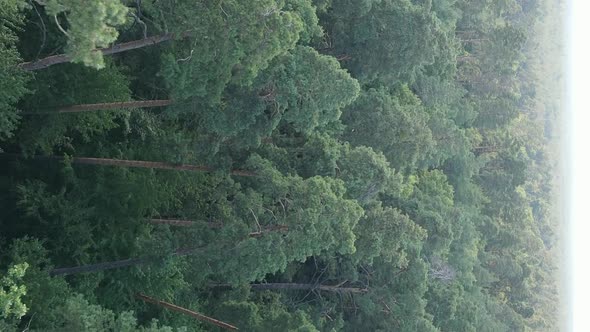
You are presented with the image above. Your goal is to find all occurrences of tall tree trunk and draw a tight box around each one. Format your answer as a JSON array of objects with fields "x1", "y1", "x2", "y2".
[
  {"x1": 49, "y1": 223, "x2": 284, "y2": 276},
  {"x1": 457, "y1": 55, "x2": 478, "y2": 63},
  {"x1": 49, "y1": 246, "x2": 203, "y2": 276},
  {"x1": 247, "y1": 225, "x2": 289, "y2": 238},
  {"x1": 24, "y1": 99, "x2": 173, "y2": 115},
  {"x1": 460, "y1": 38, "x2": 488, "y2": 43},
  {"x1": 211, "y1": 283, "x2": 368, "y2": 294},
  {"x1": 19, "y1": 31, "x2": 192, "y2": 71},
  {"x1": 25, "y1": 155, "x2": 257, "y2": 177},
  {"x1": 50, "y1": 257, "x2": 149, "y2": 276},
  {"x1": 474, "y1": 146, "x2": 498, "y2": 153},
  {"x1": 336, "y1": 54, "x2": 352, "y2": 61},
  {"x1": 136, "y1": 293, "x2": 239, "y2": 331},
  {"x1": 148, "y1": 218, "x2": 205, "y2": 227},
  {"x1": 148, "y1": 218, "x2": 288, "y2": 237}
]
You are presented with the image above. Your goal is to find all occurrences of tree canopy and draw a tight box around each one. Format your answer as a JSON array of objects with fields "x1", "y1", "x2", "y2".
[{"x1": 0, "y1": 0, "x2": 561, "y2": 330}]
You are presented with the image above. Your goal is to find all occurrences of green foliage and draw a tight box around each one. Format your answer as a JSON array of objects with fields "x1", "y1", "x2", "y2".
[
  {"x1": 321, "y1": 0, "x2": 441, "y2": 84},
  {"x1": 265, "y1": 46, "x2": 360, "y2": 134},
  {"x1": 156, "y1": 0, "x2": 312, "y2": 102},
  {"x1": 341, "y1": 86, "x2": 434, "y2": 172},
  {"x1": 41, "y1": 0, "x2": 128, "y2": 68},
  {"x1": 400, "y1": 170, "x2": 457, "y2": 256},
  {"x1": 0, "y1": 0, "x2": 560, "y2": 330},
  {"x1": 352, "y1": 202, "x2": 425, "y2": 267},
  {"x1": 17, "y1": 61, "x2": 131, "y2": 154},
  {"x1": 0, "y1": 0, "x2": 29, "y2": 140},
  {"x1": 0, "y1": 263, "x2": 28, "y2": 321},
  {"x1": 337, "y1": 145, "x2": 399, "y2": 202},
  {"x1": 212, "y1": 292, "x2": 319, "y2": 332},
  {"x1": 168, "y1": 45, "x2": 359, "y2": 150},
  {"x1": 285, "y1": 0, "x2": 324, "y2": 43},
  {"x1": 36, "y1": 294, "x2": 186, "y2": 332},
  {"x1": 3, "y1": 237, "x2": 72, "y2": 327},
  {"x1": 193, "y1": 155, "x2": 364, "y2": 284}
]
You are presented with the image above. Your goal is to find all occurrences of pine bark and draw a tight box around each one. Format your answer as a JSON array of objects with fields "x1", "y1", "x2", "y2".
[
  {"x1": 19, "y1": 31, "x2": 192, "y2": 71},
  {"x1": 136, "y1": 293, "x2": 239, "y2": 330}
]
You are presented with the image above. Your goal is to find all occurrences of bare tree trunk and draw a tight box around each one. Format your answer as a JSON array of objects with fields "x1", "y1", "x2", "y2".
[
  {"x1": 427, "y1": 256, "x2": 456, "y2": 283},
  {"x1": 247, "y1": 225, "x2": 289, "y2": 238},
  {"x1": 148, "y1": 218, "x2": 203, "y2": 227},
  {"x1": 459, "y1": 38, "x2": 489, "y2": 43},
  {"x1": 19, "y1": 31, "x2": 192, "y2": 71},
  {"x1": 336, "y1": 54, "x2": 352, "y2": 61},
  {"x1": 457, "y1": 55, "x2": 478, "y2": 63},
  {"x1": 148, "y1": 218, "x2": 288, "y2": 237},
  {"x1": 49, "y1": 223, "x2": 285, "y2": 276},
  {"x1": 455, "y1": 30, "x2": 478, "y2": 37},
  {"x1": 27, "y1": 155, "x2": 257, "y2": 177},
  {"x1": 50, "y1": 257, "x2": 149, "y2": 276},
  {"x1": 24, "y1": 100, "x2": 173, "y2": 115},
  {"x1": 136, "y1": 293, "x2": 239, "y2": 330},
  {"x1": 211, "y1": 283, "x2": 368, "y2": 294},
  {"x1": 473, "y1": 146, "x2": 498, "y2": 153},
  {"x1": 49, "y1": 246, "x2": 204, "y2": 276}
]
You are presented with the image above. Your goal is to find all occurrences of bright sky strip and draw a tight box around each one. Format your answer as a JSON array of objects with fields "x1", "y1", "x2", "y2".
[{"x1": 567, "y1": 0, "x2": 589, "y2": 330}]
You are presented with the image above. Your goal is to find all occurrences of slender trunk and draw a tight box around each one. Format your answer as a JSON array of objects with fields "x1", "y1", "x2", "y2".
[
  {"x1": 136, "y1": 293, "x2": 238, "y2": 330},
  {"x1": 27, "y1": 155, "x2": 256, "y2": 177},
  {"x1": 455, "y1": 30, "x2": 478, "y2": 37},
  {"x1": 459, "y1": 38, "x2": 488, "y2": 43},
  {"x1": 211, "y1": 283, "x2": 368, "y2": 294},
  {"x1": 49, "y1": 247, "x2": 203, "y2": 276},
  {"x1": 19, "y1": 31, "x2": 192, "y2": 71},
  {"x1": 49, "y1": 257, "x2": 148, "y2": 276},
  {"x1": 148, "y1": 218, "x2": 288, "y2": 237},
  {"x1": 247, "y1": 225, "x2": 289, "y2": 238},
  {"x1": 336, "y1": 54, "x2": 352, "y2": 61},
  {"x1": 49, "y1": 223, "x2": 285, "y2": 276},
  {"x1": 24, "y1": 99, "x2": 173, "y2": 115},
  {"x1": 148, "y1": 218, "x2": 202, "y2": 227},
  {"x1": 457, "y1": 55, "x2": 477, "y2": 63},
  {"x1": 474, "y1": 146, "x2": 498, "y2": 152}
]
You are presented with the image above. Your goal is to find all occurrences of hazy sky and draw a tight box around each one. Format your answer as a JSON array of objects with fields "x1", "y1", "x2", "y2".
[{"x1": 567, "y1": 0, "x2": 588, "y2": 330}]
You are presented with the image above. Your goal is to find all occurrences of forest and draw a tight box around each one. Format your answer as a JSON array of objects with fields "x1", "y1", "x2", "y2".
[{"x1": 0, "y1": 0, "x2": 562, "y2": 331}]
